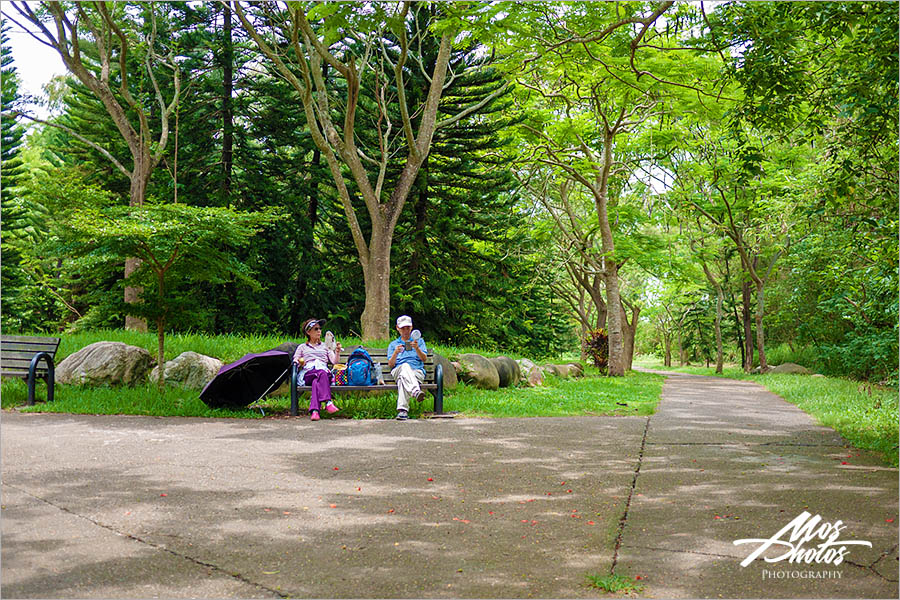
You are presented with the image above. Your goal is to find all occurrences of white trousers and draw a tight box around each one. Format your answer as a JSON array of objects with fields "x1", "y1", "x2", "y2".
[{"x1": 391, "y1": 363, "x2": 425, "y2": 411}]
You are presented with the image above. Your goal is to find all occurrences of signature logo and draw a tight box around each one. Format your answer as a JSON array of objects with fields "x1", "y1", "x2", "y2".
[{"x1": 734, "y1": 511, "x2": 872, "y2": 567}]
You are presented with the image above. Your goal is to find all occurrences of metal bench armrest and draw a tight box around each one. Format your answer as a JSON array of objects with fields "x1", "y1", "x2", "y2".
[{"x1": 27, "y1": 352, "x2": 55, "y2": 406}]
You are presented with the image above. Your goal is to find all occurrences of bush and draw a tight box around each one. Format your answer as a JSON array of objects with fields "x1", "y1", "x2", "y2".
[{"x1": 583, "y1": 328, "x2": 608, "y2": 369}]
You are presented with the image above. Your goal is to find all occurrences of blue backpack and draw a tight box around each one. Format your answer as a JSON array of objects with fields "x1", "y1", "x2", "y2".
[{"x1": 347, "y1": 347, "x2": 377, "y2": 386}]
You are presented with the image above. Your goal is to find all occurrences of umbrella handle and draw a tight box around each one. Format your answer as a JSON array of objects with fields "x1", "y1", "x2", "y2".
[{"x1": 252, "y1": 367, "x2": 290, "y2": 405}]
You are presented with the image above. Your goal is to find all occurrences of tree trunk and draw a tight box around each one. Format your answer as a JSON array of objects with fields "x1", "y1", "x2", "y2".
[
  {"x1": 221, "y1": 2, "x2": 234, "y2": 201},
  {"x1": 594, "y1": 131, "x2": 624, "y2": 376},
  {"x1": 755, "y1": 281, "x2": 768, "y2": 371},
  {"x1": 410, "y1": 158, "x2": 428, "y2": 276},
  {"x1": 155, "y1": 269, "x2": 166, "y2": 392},
  {"x1": 360, "y1": 230, "x2": 393, "y2": 341},
  {"x1": 663, "y1": 333, "x2": 672, "y2": 367},
  {"x1": 621, "y1": 301, "x2": 640, "y2": 372},
  {"x1": 714, "y1": 284, "x2": 724, "y2": 373},
  {"x1": 701, "y1": 263, "x2": 724, "y2": 374},
  {"x1": 742, "y1": 280, "x2": 754, "y2": 372},
  {"x1": 124, "y1": 173, "x2": 149, "y2": 332}
]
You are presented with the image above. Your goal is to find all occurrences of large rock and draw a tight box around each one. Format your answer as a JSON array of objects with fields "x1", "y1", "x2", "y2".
[
  {"x1": 57, "y1": 341, "x2": 155, "y2": 386},
  {"x1": 269, "y1": 341, "x2": 299, "y2": 358},
  {"x1": 456, "y1": 353, "x2": 500, "y2": 390},
  {"x1": 567, "y1": 362, "x2": 585, "y2": 378},
  {"x1": 433, "y1": 352, "x2": 458, "y2": 391},
  {"x1": 516, "y1": 358, "x2": 544, "y2": 387},
  {"x1": 542, "y1": 364, "x2": 562, "y2": 377},
  {"x1": 770, "y1": 362, "x2": 811, "y2": 375},
  {"x1": 149, "y1": 351, "x2": 223, "y2": 390},
  {"x1": 542, "y1": 363, "x2": 585, "y2": 379},
  {"x1": 490, "y1": 356, "x2": 521, "y2": 388}
]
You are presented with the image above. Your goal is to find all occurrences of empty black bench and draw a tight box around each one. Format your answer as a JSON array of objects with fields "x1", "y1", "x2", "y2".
[
  {"x1": 290, "y1": 346, "x2": 444, "y2": 417},
  {"x1": 0, "y1": 335, "x2": 61, "y2": 405}
]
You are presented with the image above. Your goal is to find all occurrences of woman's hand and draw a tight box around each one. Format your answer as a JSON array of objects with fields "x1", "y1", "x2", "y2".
[{"x1": 295, "y1": 357, "x2": 306, "y2": 367}]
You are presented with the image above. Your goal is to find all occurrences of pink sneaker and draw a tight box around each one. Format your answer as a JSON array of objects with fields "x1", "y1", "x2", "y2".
[
  {"x1": 325, "y1": 402, "x2": 339, "y2": 414},
  {"x1": 310, "y1": 410, "x2": 320, "y2": 421}
]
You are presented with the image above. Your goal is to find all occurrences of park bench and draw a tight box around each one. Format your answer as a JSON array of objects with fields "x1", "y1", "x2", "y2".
[
  {"x1": 0, "y1": 335, "x2": 60, "y2": 405},
  {"x1": 290, "y1": 346, "x2": 444, "y2": 417}
]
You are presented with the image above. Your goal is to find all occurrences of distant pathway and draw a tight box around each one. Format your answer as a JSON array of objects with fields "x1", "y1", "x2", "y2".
[{"x1": 621, "y1": 369, "x2": 898, "y2": 598}]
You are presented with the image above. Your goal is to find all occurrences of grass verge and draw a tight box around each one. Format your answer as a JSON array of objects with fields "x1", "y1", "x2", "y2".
[
  {"x1": 449, "y1": 370, "x2": 663, "y2": 417},
  {"x1": 634, "y1": 355, "x2": 899, "y2": 467},
  {"x1": 2, "y1": 330, "x2": 664, "y2": 420},
  {"x1": 585, "y1": 573, "x2": 644, "y2": 594}
]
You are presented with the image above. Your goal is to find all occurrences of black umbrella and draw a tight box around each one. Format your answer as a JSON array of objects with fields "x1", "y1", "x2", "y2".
[{"x1": 199, "y1": 350, "x2": 292, "y2": 409}]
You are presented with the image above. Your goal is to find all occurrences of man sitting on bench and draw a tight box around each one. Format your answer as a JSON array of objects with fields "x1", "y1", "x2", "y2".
[{"x1": 387, "y1": 315, "x2": 427, "y2": 421}]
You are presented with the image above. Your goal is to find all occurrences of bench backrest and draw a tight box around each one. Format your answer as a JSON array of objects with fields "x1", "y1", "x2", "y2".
[
  {"x1": 342, "y1": 346, "x2": 437, "y2": 383},
  {"x1": 0, "y1": 335, "x2": 61, "y2": 376}
]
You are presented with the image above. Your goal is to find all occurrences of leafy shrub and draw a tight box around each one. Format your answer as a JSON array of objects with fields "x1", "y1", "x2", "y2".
[{"x1": 583, "y1": 328, "x2": 609, "y2": 369}]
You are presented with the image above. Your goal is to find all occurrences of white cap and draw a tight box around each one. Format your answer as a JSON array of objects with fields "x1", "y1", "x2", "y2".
[{"x1": 396, "y1": 315, "x2": 413, "y2": 328}]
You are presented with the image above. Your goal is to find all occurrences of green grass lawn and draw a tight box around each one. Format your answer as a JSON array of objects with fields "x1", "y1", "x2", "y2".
[
  {"x1": 448, "y1": 370, "x2": 663, "y2": 417},
  {"x1": 2, "y1": 330, "x2": 664, "y2": 420},
  {"x1": 634, "y1": 355, "x2": 899, "y2": 467}
]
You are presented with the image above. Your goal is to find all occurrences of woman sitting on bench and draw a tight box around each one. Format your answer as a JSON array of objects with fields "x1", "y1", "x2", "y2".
[{"x1": 293, "y1": 318, "x2": 343, "y2": 421}]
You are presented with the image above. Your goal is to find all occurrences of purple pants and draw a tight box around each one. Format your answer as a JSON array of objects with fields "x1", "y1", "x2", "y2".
[{"x1": 303, "y1": 369, "x2": 332, "y2": 413}]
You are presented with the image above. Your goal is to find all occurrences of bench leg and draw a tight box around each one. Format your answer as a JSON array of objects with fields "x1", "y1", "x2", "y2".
[
  {"x1": 433, "y1": 363, "x2": 444, "y2": 415},
  {"x1": 27, "y1": 376, "x2": 36, "y2": 406},
  {"x1": 290, "y1": 363, "x2": 299, "y2": 417},
  {"x1": 27, "y1": 352, "x2": 54, "y2": 406}
]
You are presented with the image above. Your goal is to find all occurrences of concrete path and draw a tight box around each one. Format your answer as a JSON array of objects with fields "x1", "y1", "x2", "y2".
[
  {"x1": 1, "y1": 371, "x2": 896, "y2": 598},
  {"x1": 619, "y1": 371, "x2": 898, "y2": 598}
]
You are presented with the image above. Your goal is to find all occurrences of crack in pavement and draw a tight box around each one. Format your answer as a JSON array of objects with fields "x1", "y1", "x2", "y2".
[
  {"x1": 610, "y1": 415, "x2": 651, "y2": 574},
  {"x1": 4, "y1": 483, "x2": 288, "y2": 599}
]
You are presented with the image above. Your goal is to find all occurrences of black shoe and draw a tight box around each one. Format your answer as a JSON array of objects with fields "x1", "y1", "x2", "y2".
[
  {"x1": 396, "y1": 409, "x2": 408, "y2": 420},
  {"x1": 415, "y1": 390, "x2": 426, "y2": 403}
]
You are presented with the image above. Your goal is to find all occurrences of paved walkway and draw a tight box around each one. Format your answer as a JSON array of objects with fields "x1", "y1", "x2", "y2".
[{"x1": 1, "y1": 371, "x2": 897, "y2": 598}]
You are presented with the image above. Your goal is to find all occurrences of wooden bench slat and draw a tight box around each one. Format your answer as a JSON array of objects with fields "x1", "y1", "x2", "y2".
[
  {"x1": 1, "y1": 350, "x2": 59, "y2": 361},
  {"x1": 0, "y1": 335, "x2": 61, "y2": 346}
]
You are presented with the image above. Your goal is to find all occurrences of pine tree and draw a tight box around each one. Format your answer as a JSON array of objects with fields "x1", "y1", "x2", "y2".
[{"x1": 1, "y1": 22, "x2": 34, "y2": 330}]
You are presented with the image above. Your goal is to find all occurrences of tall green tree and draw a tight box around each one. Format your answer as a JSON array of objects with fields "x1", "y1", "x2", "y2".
[
  {"x1": 505, "y1": 1, "x2": 687, "y2": 375},
  {"x1": 1, "y1": 21, "x2": 33, "y2": 330},
  {"x1": 8, "y1": 1, "x2": 182, "y2": 331},
  {"x1": 233, "y1": 1, "x2": 510, "y2": 340}
]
